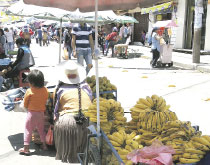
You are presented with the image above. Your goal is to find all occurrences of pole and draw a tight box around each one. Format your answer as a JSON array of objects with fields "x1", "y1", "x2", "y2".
[
  {"x1": 192, "y1": 0, "x2": 203, "y2": 63},
  {"x1": 95, "y1": 0, "x2": 100, "y2": 149},
  {"x1": 59, "y1": 18, "x2": 62, "y2": 63}
]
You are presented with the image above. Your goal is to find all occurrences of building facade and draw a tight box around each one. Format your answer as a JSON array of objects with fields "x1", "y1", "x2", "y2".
[{"x1": 134, "y1": 0, "x2": 210, "y2": 51}]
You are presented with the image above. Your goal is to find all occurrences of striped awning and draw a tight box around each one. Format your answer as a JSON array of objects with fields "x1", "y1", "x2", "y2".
[{"x1": 141, "y1": 1, "x2": 173, "y2": 14}]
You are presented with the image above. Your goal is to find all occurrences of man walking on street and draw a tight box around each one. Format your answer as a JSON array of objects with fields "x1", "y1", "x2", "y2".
[
  {"x1": 4, "y1": 27, "x2": 14, "y2": 51},
  {"x1": 37, "y1": 27, "x2": 43, "y2": 47},
  {"x1": 71, "y1": 22, "x2": 94, "y2": 74}
]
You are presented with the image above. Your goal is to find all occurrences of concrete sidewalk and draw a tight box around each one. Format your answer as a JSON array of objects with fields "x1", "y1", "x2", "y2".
[{"x1": 128, "y1": 45, "x2": 210, "y2": 73}]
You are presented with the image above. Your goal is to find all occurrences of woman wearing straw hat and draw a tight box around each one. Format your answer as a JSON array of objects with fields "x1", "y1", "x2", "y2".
[{"x1": 53, "y1": 60, "x2": 92, "y2": 163}]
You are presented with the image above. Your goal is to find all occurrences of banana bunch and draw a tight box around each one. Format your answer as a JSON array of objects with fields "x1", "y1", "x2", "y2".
[
  {"x1": 86, "y1": 75, "x2": 117, "y2": 99},
  {"x1": 130, "y1": 95, "x2": 178, "y2": 132},
  {"x1": 85, "y1": 97, "x2": 110, "y2": 123},
  {"x1": 85, "y1": 98, "x2": 126, "y2": 134},
  {"x1": 108, "y1": 131, "x2": 143, "y2": 163}
]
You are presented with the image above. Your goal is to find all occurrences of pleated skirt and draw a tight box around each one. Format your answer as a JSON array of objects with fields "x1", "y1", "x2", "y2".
[{"x1": 54, "y1": 113, "x2": 88, "y2": 163}]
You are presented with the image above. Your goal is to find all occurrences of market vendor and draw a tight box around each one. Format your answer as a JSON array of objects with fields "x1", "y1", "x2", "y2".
[
  {"x1": 4, "y1": 38, "x2": 35, "y2": 79},
  {"x1": 150, "y1": 27, "x2": 162, "y2": 68},
  {"x1": 53, "y1": 60, "x2": 92, "y2": 163}
]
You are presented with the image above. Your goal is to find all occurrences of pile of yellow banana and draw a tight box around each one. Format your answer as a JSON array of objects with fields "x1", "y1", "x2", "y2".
[
  {"x1": 137, "y1": 129, "x2": 160, "y2": 146},
  {"x1": 131, "y1": 95, "x2": 178, "y2": 132},
  {"x1": 177, "y1": 135, "x2": 210, "y2": 164},
  {"x1": 85, "y1": 98, "x2": 126, "y2": 134},
  {"x1": 107, "y1": 130, "x2": 143, "y2": 164},
  {"x1": 86, "y1": 75, "x2": 117, "y2": 99}
]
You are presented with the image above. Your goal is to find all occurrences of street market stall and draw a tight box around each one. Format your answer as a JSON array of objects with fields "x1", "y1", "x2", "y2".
[{"x1": 20, "y1": 0, "x2": 210, "y2": 164}]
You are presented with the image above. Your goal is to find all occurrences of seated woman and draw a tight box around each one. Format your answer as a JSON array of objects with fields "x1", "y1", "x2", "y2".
[
  {"x1": 53, "y1": 60, "x2": 92, "y2": 163},
  {"x1": 4, "y1": 38, "x2": 35, "y2": 79}
]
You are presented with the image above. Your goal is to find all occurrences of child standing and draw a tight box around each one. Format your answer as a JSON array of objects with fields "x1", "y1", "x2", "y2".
[{"x1": 19, "y1": 69, "x2": 49, "y2": 155}]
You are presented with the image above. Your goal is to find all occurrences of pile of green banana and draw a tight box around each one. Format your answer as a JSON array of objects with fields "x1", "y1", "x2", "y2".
[
  {"x1": 107, "y1": 130, "x2": 143, "y2": 164},
  {"x1": 86, "y1": 75, "x2": 117, "y2": 99},
  {"x1": 84, "y1": 98, "x2": 126, "y2": 134},
  {"x1": 131, "y1": 95, "x2": 178, "y2": 132}
]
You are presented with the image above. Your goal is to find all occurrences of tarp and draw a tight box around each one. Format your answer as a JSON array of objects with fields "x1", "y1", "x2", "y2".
[
  {"x1": 141, "y1": 1, "x2": 173, "y2": 14},
  {"x1": 23, "y1": 0, "x2": 159, "y2": 12},
  {"x1": 153, "y1": 20, "x2": 178, "y2": 28}
]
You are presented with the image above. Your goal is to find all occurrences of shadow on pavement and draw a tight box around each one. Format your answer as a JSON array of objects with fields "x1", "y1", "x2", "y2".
[{"x1": 8, "y1": 133, "x2": 56, "y2": 157}]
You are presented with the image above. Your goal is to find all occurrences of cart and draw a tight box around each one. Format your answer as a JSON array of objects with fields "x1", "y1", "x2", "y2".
[
  {"x1": 156, "y1": 44, "x2": 173, "y2": 68},
  {"x1": 77, "y1": 129, "x2": 124, "y2": 165},
  {"x1": 114, "y1": 44, "x2": 129, "y2": 59}
]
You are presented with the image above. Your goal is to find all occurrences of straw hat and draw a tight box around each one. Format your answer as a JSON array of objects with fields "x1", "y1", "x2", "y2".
[{"x1": 57, "y1": 60, "x2": 87, "y2": 84}]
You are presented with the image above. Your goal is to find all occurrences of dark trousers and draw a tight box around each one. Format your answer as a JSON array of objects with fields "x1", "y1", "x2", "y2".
[
  {"x1": 106, "y1": 41, "x2": 116, "y2": 57},
  {"x1": 151, "y1": 49, "x2": 160, "y2": 67}
]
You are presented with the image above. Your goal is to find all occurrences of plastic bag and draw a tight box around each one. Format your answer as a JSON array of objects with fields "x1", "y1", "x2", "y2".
[
  {"x1": 45, "y1": 125, "x2": 53, "y2": 145},
  {"x1": 63, "y1": 47, "x2": 69, "y2": 60},
  {"x1": 127, "y1": 140, "x2": 175, "y2": 165}
]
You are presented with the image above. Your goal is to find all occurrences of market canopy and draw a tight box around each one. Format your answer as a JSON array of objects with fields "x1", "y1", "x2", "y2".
[
  {"x1": 141, "y1": 1, "x2": 173, "y2": 14},
  {"x1": 116, "y1": 15, "x2": 139, "y2": 24},
  {"x1": 6, "y1": 0, "x2": 71, "y2": 22},
  {"x1": 153, "y1": 20, "x2": 178, "y2": 28},
  {"x1": 23, "y1": 0, "x2": 160, "y2": 12}
]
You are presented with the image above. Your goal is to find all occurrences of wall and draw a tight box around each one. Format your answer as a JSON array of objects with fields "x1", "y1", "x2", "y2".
[
  {"x1": 174, "y1": 0, "x2": 187, "y2": 49},
  {"x1": 204, "y1": 2, "x2": 210, "y2": 51}
]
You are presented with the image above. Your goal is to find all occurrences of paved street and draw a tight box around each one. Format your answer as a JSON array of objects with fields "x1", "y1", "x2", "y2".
[{"x1": 1, "y1": 39, "x2": 210, "y2": 164}]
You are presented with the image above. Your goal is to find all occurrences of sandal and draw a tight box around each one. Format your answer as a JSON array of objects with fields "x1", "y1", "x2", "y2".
[{"x1": 19, "y1": 148, "x2": 30, "y2": 156}]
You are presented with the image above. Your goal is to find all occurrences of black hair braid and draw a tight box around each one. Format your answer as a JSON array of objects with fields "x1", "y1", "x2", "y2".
[{"x1": 53, "y1": 81, "x2": 64, "y2": 108}]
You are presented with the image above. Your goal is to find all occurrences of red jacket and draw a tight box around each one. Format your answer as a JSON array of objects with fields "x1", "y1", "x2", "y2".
[
  {"x1": 20, "y1": 28, "x2": 34, "y2": 38},
  {"x1": 106, "y1": 32, "x2": 118, "y2": 41}
]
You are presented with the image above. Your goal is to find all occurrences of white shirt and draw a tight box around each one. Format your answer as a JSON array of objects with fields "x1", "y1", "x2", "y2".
[
  {"x1": 5, "y1": 31, "x2": 13, "y2": 42},
  {"x1": 119, "y1": 25, "x2": 124, "y2": 38}
]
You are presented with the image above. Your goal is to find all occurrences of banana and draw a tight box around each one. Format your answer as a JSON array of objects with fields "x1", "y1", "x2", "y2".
[
  {"x1": 146, "y1": 112, "x2": 153, "y2": 131},
  {"x1": 193, "y1": 142, "x2": 210, "y2": 151},
  {"x1": 113, "y1": 132, "x2": 124, "y2": 145},
  {"x1": 133, "y1": 135, "x2": 142, "y2": 142},
  {"x1": 134, "y1": 103, "x2": 149, "y2": 109},
  {"x1": 130, "y1": 107, "x2": 146, "y2": 113},
  {"x1": 156, "y1": 96, "x2": 164, "y2": 111},
  {"x1": 157, "y1": 99, "x2": 166, "y2": 111},
  {"x1": 162, "y1": 127, "x2": 180, "y2": 136},
  {"x1": 110, "y1": 140, "x2": 121, "y2": 147},
  {"x1": 151, "y1": 94, "x2": 159, "y2": 102},
  {"x1": 118, "y1": 149, "x2": 130, "y2": 155},
  {"x1": 163, "y1": 104, "x2": 171, "y2": 111},
  {"x1": 127, "y1": 132, "x2": 136, "y2": 140},
  {"x1": 185, "y1": 148, "x2": 206, "y2": 155},
  {"x1": 172, "y1": 154, "x2": 182, "y2": 161},
  {"x1": 146, "y1": 96, "x2": 154, "y2": 107},
  {"x1": 137, "y1": 98, "x2": 152, "y2": 107},
  {"x1": 202, "y1": 135, "x2": 210, "y2": 143},
  {"x1": 115, "y1": 116, "x2": 127, "y2": 122},
  {"x1": 152, "y1": 112, "x2": 158, "y2": 132},
  {"x1": 162, "y1": 120, "x2": 182, "y2": 130},
  {"x1": 182, "y1": 153, "x2": 204, "y2": 159},
  {"x1": 130, "y1": 140, "x2": 139, "y2": 149},
  {"x1": 175, "y1": 149, "x2": 184, "y2": 154},
  {"x1": 119, "y1": 155, "x2": 127, "y2": 160},
  {"x1": 179, "y1": 158, "x2": 200, "y2": 164},
  {"x1": 125, "y1": 145, "x2": 133, "y2": 152},
  {"x1": 170, "y1": 131, "x2": 186, "y2": 139},
  {"x1": 191, "y1": 136, "x2": 210, "y2": 147}
]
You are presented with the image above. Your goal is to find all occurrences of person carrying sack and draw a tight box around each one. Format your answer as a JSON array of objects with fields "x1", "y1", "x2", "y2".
[{"x1": 53, "y1": 60, "x2": 92, "y2": 163}]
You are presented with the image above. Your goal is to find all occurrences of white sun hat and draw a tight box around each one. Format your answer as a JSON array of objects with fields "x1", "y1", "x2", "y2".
[{"x1": 57, "y1": 60, "x2": 87, "y2": 84}]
